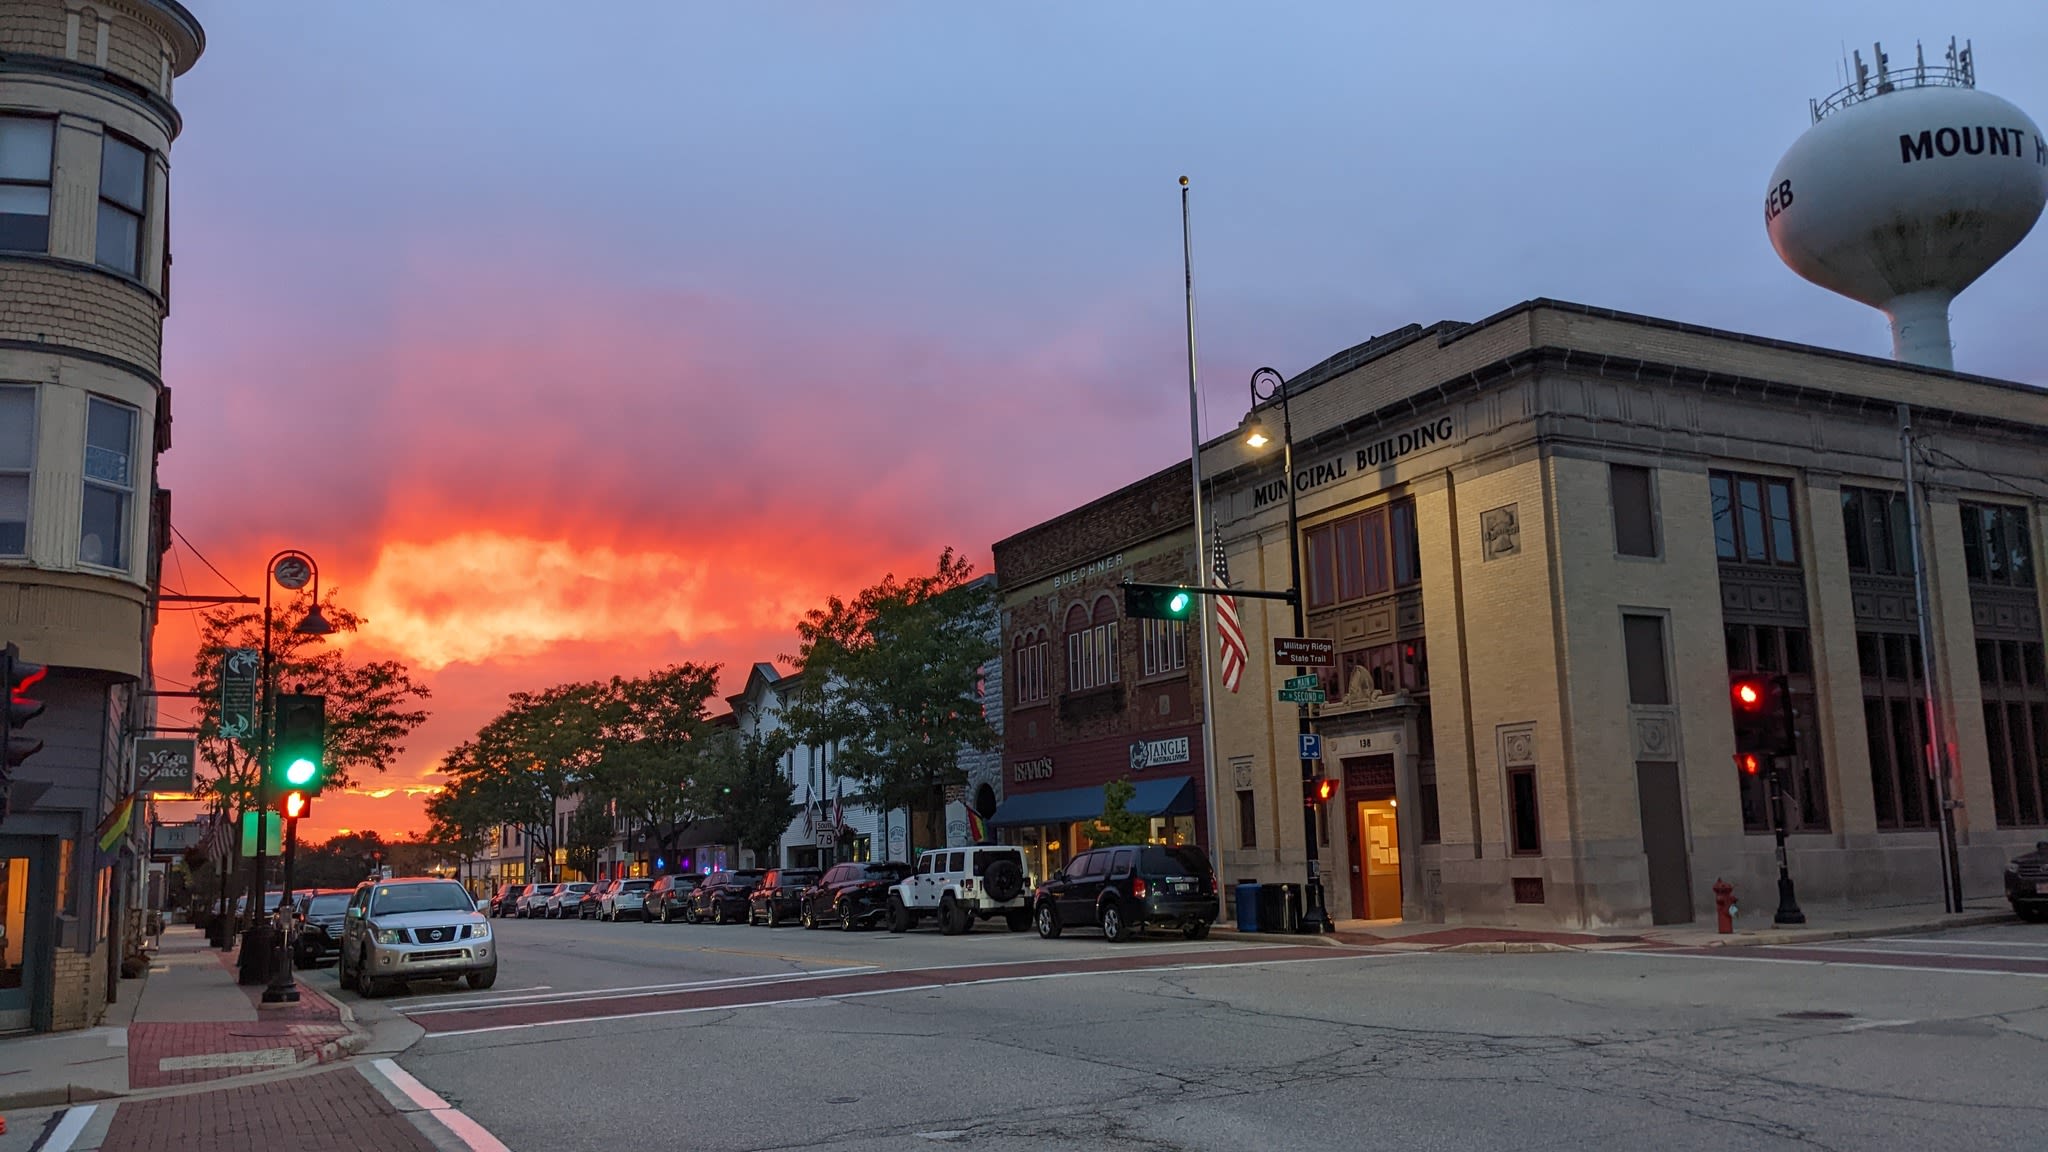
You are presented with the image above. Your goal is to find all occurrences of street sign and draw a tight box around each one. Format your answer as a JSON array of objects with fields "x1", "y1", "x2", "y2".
[
  {"x1": 1277, "y1": 687, "x2": 1328, "y2": 705},
  {"x1": 1300, "y1": 733, "x2": 1322, "y2": 761},
  {"x1": 1283, "y1": 674, "x2": 1322, "y2": 690},
  {"x1": 137, "y1": 738, "x2": 196, "y2": 793},
  {"x1": 219, "y1": 648, "x2": 258, "y2": 745},
  {"x1": 238, "y1": 810, "x2": 281, "y2": 856},
  {"x1": 1273, "y1": 637, "x2": 1336, "y2": 667}
]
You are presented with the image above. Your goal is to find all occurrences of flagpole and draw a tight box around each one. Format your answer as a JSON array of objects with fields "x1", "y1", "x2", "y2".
[{"x1": 1181, "y1": 177, "x2": 1226, "y2": 891}]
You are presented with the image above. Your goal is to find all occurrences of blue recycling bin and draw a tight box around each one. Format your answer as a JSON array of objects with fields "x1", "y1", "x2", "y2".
[{"x1": 1235, "y1": 882, "x2": 1262, "y2": 933}]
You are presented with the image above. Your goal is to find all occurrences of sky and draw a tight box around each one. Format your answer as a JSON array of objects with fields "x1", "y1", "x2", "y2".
[{"x1": 148, "y1": 1, "x2": 2048, "y2": 838}]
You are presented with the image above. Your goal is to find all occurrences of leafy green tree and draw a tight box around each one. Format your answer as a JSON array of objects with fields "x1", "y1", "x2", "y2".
[
  {"x1": 1091, "y1": 778, "x2": 1152, "y2": 846},
  {"x1": 423, "y1": 777, "x2": 493, "y2": 888},
  {"x1": 584, "y1": 664, "x2": 722, "y2": 865},
  {"x1": 562, "y1": 799, "x2": 616, "y2": 881},
  {"x1": 701, "y1": 730, "x2": 798, "y2": 866},
  {"x1": 782, "y1": 549, "x2": 996, "y2": 855},
  {"x1": 439, "y1": 682, "x2": 605, "y2": 880}
]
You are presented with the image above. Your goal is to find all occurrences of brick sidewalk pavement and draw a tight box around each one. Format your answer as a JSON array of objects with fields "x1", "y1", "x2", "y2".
[
  {"x1": 97, "y1": 1067, "x2": 439, "y2": 1152},
  {"x1": 127, "y1": 977, "x2": 352, "y2": 1090}
]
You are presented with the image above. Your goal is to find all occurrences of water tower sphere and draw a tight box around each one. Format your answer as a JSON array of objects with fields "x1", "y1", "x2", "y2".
[{"x1": 1767, "y1": 77, "x2": 2047, "y2": 370}]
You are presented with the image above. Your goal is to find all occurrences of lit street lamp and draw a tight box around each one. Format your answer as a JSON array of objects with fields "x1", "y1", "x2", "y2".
[
  {"x1": 1243, "y1": 366, "x2": 1332, "y2": 934},
  {"x1": 238, "y1": 550, "x2": 332, "y2": 1002}
]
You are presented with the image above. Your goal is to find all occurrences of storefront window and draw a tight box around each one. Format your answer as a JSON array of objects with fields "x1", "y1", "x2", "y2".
[
  {"x1": 0, "y1": 855, "x2": 26, "y2": 989},
  {"x1": 1146, "y1": 815, "x2": 1195, "y2": 847}
]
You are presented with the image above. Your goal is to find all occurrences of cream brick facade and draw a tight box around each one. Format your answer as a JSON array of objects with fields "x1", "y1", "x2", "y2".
[{"x1": 1192, "y1": 300, "x2": 2048, "y2": 930}]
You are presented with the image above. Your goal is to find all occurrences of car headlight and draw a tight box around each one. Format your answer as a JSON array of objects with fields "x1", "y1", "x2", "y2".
[
  {"x1": 2008, "y1": 863, "x2": 2021, "y2": 875},
  {"x1": 470, "y1": 921, "x2": 490, "y2": 939},
  {"x1": 373, "y1": 926, "x2": 406, "y2": 944}
]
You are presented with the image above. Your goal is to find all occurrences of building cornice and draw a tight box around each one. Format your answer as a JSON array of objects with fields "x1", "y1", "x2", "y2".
[{"x1": 0, "y1": 51, "x2": 183, "y2": 138}]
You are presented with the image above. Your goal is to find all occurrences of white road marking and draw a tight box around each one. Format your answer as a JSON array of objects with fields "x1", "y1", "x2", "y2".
[
  {"x1": 393, "y1": 984, "x2": 551, "y2": 1010},
  {"x1": 1861, "y1": 937, "x2": 2048, "y2": 950},
  {"x1": 158, "y1": 1047, "x2": 299, "y2": 1071},
  {"x1": 394, "y1": 966, "x2": 879, "y2": 1015},
  {"x1": 1836, "y1": 1018, "x2": 1917, "y2": 1032},
  {"x1": 1608, "y1": 950, "x2": 2048, "y2": 979},
  {"x1": 423, "y1": 951, "x2": 1396, "y2": 1039},
  {"x1": 1763, "y1": 942, "x2": 2048, "y2": 961},
  {"x1": 367, "y1": 1059, "x2": 512, "y2": 1152},
  {"x1": 35, "y1": 1104, "x2": 96, "y2": 1152}
]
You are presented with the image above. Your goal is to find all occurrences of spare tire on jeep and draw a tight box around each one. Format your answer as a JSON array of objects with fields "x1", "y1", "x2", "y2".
[{"x1": 983, "y1": 858, "x2": 1025, "y2": 904}]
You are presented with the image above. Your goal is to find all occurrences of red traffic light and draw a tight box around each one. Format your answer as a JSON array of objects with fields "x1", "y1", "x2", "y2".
[
  {"x1": 281, "y1": 791, "x2": 311, "y2": 820},
  {"x1": 1735, "y1": 752, "x2": 1761, "y2": 775},
  {"x1": 1731, "y1": 678, "x2": 1766, "y2": 711}
]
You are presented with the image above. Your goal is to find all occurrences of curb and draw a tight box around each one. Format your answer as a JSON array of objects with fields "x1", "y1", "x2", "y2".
[
  {"x1": 1437, "y1": 941, "x2": 1582, "y2": 954},
  {"x1": 1674, "y1": 908, "x2": 2014, "y2": 949},
  {"x1": 0, "y1": 1083, "x2": 120, "y2": 1112}
]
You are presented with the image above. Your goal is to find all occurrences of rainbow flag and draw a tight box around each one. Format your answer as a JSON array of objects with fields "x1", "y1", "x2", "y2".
[
  {"x1": 96, "y1": 792, "x2": 136, "y2": 853},
  {"x1": 966, "y1": 808, "x2": 988, "y2": 844}
]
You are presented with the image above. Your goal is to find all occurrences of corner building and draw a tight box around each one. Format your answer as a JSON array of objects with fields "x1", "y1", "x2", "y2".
[
  {"x1": 1202, "y1": 299, "x2": 2046, "y2": 929},
  {"x1": 0, "y1": 0, "x2": 203, "y2": 1028}
]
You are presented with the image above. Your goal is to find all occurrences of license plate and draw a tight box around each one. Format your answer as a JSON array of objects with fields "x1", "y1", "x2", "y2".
[
  {"x1": 2036, "y1": 881, "x2": 2048, "y2": 895},
  {"x1": 1172, "y1": 883, "x2": 1192, "y2": 894}
]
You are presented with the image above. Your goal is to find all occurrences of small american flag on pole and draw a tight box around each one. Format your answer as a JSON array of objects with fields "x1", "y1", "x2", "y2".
[{"x1": 1213, "y1": 527, "x2": 1246, "y2": 693}]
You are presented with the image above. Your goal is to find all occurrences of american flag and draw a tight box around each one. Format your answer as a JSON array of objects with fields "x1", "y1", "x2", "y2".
[{"x1": 1213, "y1": 527, "x2": 1246, "y2": 693}]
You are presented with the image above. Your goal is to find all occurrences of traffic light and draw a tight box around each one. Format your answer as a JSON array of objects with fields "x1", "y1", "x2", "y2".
[
  {"x1": 280, "y1": 790, "x2": 312, "y2": 820},
  {"x1": 1735, "y1": 752, "x2": 1762, "y2": 775},
  {"x1": 1303, "y1": 776, "x2": 1335, "y2": 807},
  {"x1": 3, "y1": 643, "x2": 47, "y2": 816},
  {"x1": 1730, "y1": 674, "x2": 1796, "y2": 759},
  {"x1": 272, "y1": 693, "x2": 328, "y2": 795},
  {"x1": 1123, "y1": 583, "x2": 1196, "y2": 621}
]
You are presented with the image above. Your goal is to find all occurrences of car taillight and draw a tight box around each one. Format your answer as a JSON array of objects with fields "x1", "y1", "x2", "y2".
[
  {"x1": 1131, "y1": 878, "x2": 1148, "y2": 899},
  {"x1": 961, "y1": 878, "x2": 975, "y2": 890},
  {"x1": 1204, "y1": 875, "x2": 1217, "y2": 895}
]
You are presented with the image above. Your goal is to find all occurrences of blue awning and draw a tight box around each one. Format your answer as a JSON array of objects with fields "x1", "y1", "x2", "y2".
[{"x1": 990, "y1": 775, "x2": 1197, "y2": 828}]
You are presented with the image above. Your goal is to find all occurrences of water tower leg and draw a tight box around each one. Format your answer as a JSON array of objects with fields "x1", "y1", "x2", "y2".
[{"x1": 1886, "y1": 291, "x2": 1955, "y2": 371}]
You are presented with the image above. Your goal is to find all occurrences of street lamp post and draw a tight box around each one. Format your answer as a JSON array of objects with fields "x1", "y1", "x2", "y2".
[
  {"x1": 238, "y1": 550, "x2": 331, "y2": 1000},
  {"x1": 1244, "y1": 367, "x2": 1332, "y2": 934}
]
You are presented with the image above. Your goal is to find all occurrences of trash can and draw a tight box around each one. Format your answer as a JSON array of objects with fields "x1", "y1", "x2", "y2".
[
  {"x1": 1235, "y1": 882, "x2": 1262, "y2": 933},
  {"x1": 1258, "y1": 883, "x2": 1302, "y2": 934}
]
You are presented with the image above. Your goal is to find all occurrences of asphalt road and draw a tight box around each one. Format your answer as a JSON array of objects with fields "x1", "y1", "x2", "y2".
[{"x1": 321, "y1": 917, "x2": 2048, "y2": 1151}]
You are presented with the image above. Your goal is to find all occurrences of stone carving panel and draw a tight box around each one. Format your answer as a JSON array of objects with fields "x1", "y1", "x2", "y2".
[
  {"x1": 1497, "y1": 722, "x2": 1536, "y2": 768},
  {"x1": 1482, "y1": 504, "x2": 1521, "y2": 561}
]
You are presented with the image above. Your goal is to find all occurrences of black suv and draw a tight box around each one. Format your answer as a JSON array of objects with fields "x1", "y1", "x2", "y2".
[
  {"x1": 748, "y1": 869, "x2": 820, "y2": 927},
  {"x1": 647, "y1": 874, "x2": 703, "y2": 923},
  {"x1": 1033, "y1": 844, "x2": 1219, "y2": 942},
  {"x1": 2007, "y1": 840, "x2": 2048, "y2": 921},
  {"x1": 692, "y1": 870, "x2": 765, "y2": 925},
  {"x1": 292, "y1": 889, "x2": 353, "y2": 967},
  {"x1": 802, "y1": 861, "x2": 913, "y2": 931},
  {"x1": 490, "y1": 883, "x2": 528, "y2": 918}
]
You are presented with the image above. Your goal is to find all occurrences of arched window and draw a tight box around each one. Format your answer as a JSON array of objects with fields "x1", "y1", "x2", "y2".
[
  {"x1": 1092, "y1": 595, "x2": 1120, "y2": 686},
  {"x1": 1032, "y1": 628, "x2": 1049, "y2": 702},
  {"x1": 1065, "y1": 604, "x2": 1091, "y2": 691},
  {"x1": 1012, "y1": 633, "x2": 1031, "y2": 705}
]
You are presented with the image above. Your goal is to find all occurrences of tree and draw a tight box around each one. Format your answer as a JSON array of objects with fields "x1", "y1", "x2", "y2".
[
  {"x1": 1091, "y1": 778, "x2": 1151, "y2": 846},
  {"x1": 585, "y1": 664, "x2": 722, "y2": 866},
  {"x1": 438, "y1": 682, "x2": 605, "y2": 881},
  {"x1": 290, "y1": 831, "x2": 389, "y2": 889},
  {"x1": 782, "y1": 549, "x2": 996, "y2": 854},
  {"x1": 701, "y1": 730, "x2": 798, "y2": 866},
  {"x1": 562, "y1": 799, "x2": 616, "y2": 881},
  {"x1": 423, "y1": 777, "x2": 492, "y2": 888}
]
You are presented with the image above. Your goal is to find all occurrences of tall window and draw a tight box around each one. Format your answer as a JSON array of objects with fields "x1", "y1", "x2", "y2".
[
  {"x1": 1710, "y1": 471, "x2": 1798, "y2": 566},
  {"x1": 1236, "y1": 790, "x2": 1256, "y2": 849},
  {"x1": 1960, "y1": 502, "x2": 2035, "y2": 588},
  {"x1": 97, "y1": 134, "x2": 148, "y2": 276},
  {"x1": 1610, "y1": 464, "x2": 1659, "y2": 558},
  {"x1": 1013, "y1": 630, "x2": 1049, "y2": 705},
  {"x1": 1140, "y1": 617, "x2": 1187, "y2": 677},
  {"x1": 1305, "y1": 499, "x2": 1420, "y2": 609},
  {"x1": 1979, "y1": 639, "x2": 2048, "y2": 828},
  {"x1": 80, "y1": 397, "x2": 135, "y2": 571},
  {"x1": 1508, "y1": 768, "x2": 1541, "y2": 855},
  {"x1": 0, "y1": 117, "x2": 52, "y2": 253},
  {"x1": 1860, "y1": 631, "x2": 1936, "y2": 829},
  {"x1": 1841, "y1": 487, "x2": 1914, "y2": 575},
  {"x1": 1726, "y1": 623, "x2": 1828, "y2": 832},
  {"x1": 1064, "y1": 601, "x2": 1119, "y2": 693},
  {"x1": 0, "y1": 386, "x2": 30, "y2": 556}
]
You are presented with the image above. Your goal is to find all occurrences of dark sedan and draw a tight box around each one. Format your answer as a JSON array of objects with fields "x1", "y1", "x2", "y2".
[
  {"x1": 2008, "y1": 840, "x2": 2048, "y2": 921},
  {"x1": 691, "y1": 870, "x2": 765, "y2": 925},
  {"x1": 748, "y1": 869, "x2": 820, "y2": 927},
  {"x1": 801, "y1": 861, "x2": 913, "y2": 931},
  {"x1": 291, "y1": 889, "x2": 353, "y2": 967},
  {"x1": 490, "y1": 884, "x2": 529, "y2": 918},
  {"x1": 646, "y1": 873, "x2": 703, "y2": 923}
]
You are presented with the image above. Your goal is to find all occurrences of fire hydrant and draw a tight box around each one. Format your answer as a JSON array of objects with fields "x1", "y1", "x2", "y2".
[{"x1": 1714, "y1": 878, "x2": 1737, "y2": 934}]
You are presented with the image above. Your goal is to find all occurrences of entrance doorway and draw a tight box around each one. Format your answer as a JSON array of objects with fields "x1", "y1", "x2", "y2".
[
  {"x1": 0, "y1": 849, "x2": 37, "y2": 1031},
  {"x1": 1341, "y1": 755, "x2": 1401, "y2": 921}
]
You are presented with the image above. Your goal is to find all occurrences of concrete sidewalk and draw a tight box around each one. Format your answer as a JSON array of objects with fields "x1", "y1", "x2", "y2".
[
  {"x1": 1211, "y1": 898, "x2": 2018, "y2": 952},
  {"x1": 0, "y1": 926, "x2": 366, "y2": 1113}
]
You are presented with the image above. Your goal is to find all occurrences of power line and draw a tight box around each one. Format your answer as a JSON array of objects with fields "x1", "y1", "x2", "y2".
[
  {"x1": 1916, "y1": 444, "x2": 2046, "y2": 501},
  {"x1": 169, "y1": 523, "x2": 248, "y2": 597}
]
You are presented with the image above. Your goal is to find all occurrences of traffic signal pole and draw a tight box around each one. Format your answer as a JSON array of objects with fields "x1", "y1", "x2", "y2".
[{"x1": 1769, "y1": 682, "x2": 1804, "y2": 925}]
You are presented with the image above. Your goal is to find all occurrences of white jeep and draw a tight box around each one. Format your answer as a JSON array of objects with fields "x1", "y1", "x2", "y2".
[{"x1": 887, "y1": 846, "x2": 1034, "y2": 935}]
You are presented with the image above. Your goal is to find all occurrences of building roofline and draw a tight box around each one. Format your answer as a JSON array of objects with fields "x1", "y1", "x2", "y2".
[
  {"x1": 991, "y1": 457, "x2": 1194, "y2": 557},
  {"x1": 136, "y1": 0, "x2": 205, "y2": 65}
]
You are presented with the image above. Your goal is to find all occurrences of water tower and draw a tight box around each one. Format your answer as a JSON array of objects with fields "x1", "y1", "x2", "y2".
[{"x1": 1766, "y1": 40, "x2": 2047, "y2": 371}]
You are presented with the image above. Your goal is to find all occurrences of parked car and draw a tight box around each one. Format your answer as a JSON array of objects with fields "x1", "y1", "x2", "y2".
[
  {"x1": 691, "y1": 870, "x2": 766, "y2": 925},
  {"x1": 1033, "y1": 844, "x2": 1219, "y2": 943},
  {"x1": 490, "y1": 884, "x2": 529, "y2": 918},
  {"x1": 2007, "y1": 840, "x2": 2048, "y2": 921},
  {"x1": 747, "y1": 869, "x2": 820, "y2": 927},
  {"x1": 646, "y1": 874, "x2": 704, "y2": 923},
  {"x1": 546, "y1": 882, "x2": 594, "y2": 918},
  {"x1": 801, "y1": 861, "x2": 913, "y2": 931},
  {"x1": 336, "y1": 876, "x2": 496, "y2": 998},
  {"x1": 602, "y1": 877, "x2": 655, "y2": 921},
  {"x1": 888, "y1": 846, "x2": 1034, "y2": 934},
  {"x1": 292, "y1": 889, "x2": 354, "y2": 968},
  {"x1": 517, "y1": 883, "x2": 560, "y2": 918},
  {"x1": 579, "y1": 880, "x2": 614, "y2": 919}
]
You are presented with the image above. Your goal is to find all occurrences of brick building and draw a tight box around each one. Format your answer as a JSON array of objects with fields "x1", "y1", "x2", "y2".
[
  {"x1": 0, "y1": 0, "x2": 204, "y2": 1029},
  {"x1": 991, "y1": 464, "x2": 1209, "y2": 881},
  {"x1": 1199, "y1": 298, "x2": 2046, "y2": 929}
]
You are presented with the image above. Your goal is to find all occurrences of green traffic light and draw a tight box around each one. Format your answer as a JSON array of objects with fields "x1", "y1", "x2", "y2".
[
  {"x1": 1168, "y1": 591, "x2": 1191, "y2": 615},
  {"x1": 285, "y1": 757, "x2": 317, "y2": 787}
]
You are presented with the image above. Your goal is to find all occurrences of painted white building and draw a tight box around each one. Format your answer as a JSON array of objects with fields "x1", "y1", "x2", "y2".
[{"x1": 727, "y1": 663, "x2": 910, "y2": 868}]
